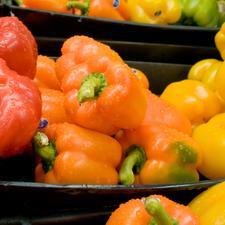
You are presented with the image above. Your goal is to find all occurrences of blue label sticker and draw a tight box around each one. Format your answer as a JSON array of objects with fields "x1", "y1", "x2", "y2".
[
  {"x1": 38, "y1": 118, "x2": 48, "y2": 129},
  {"x1": 132, "y1": 69, "x2": 138, "y2": 74},
  {"x1": 113, "y1": 0, "x2": 120, "y2": 8}
]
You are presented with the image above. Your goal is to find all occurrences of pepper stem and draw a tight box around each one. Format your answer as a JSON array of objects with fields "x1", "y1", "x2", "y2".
[
  {"x1": 67, "y1": 0, "x2": 90, "y2": 16},
  {"x1": 145, "y1": 198, "x2": 179, "y2": 225},
  {"x1": 77, "y1": 72, "x2": 107, "y2": 104},
  {"x1": 14, "y1": 0, "x2": 23, "y2": 5},
  {"x1": 32, "y1": 132, "x2": 56, "y2": 173},
  {"x1": 119, "y1": 145, "x2": 146, "y2": 185}
]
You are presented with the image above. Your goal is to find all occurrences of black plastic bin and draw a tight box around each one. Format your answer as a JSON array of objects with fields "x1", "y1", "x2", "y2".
[{"x1": 3, "y1": 0, "x2": 220, "y2": 47}]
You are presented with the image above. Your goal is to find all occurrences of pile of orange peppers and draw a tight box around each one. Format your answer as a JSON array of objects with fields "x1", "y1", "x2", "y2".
[
  {"x1": 33, "y1": 34, "x2": 204, "y2": 185},
  {"x1": 3, "y1": 15, "x2": 225, "y2": 188}
]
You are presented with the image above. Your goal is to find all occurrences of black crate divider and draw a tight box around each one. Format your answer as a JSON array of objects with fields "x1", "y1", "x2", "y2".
[{"x1": 1, "y1": 0, "x2": 220, "y2": 47}]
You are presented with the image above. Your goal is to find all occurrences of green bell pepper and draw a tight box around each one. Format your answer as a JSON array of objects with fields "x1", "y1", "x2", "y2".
[{"x1": 179, "y1": 0, "x2": 220, "y2": 27}]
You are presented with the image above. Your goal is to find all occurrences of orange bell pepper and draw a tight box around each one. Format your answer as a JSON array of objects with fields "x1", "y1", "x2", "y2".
[
  {"x1": 106, "y1": 194, "x2": 200, "y2": 225},
  {"x1": 34, "y1": 55, "x2": 60, "y2": 90},
  {"x1": 34, "y1": 123, "x2": 122, "y2": 184},
  {"x1": 39, "y1": 88, "x2": 72, "y2": 126},
  {"x1": 132, "y1": 68, "x2": 150, "y2": 89},
  {"x1": 56, "y1": 36, "x2": 148, "y2": 135},
  {"x1": 143, "y1": 90, "x2": 192, "y2": 135},
  {"x1": 67, "y1": 0, "x2": 126, "y2": 20},
  {"x1": 55, "y1": 35, "x2": 122, "y2": 83},
  {"x1": 116, "y1": 123, "x2": 201, "y2": 185},
  {"x1": 21, "y1": 0, "x2": 72, "y2": 13}
]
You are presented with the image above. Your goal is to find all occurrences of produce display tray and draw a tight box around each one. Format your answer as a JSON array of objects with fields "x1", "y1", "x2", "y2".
[
  {"x1": 0, "y1": 34, "x2": 223, "y2": 223},
  {"x1": 2, "y1": 0, "x2": 220, "y2": 47}
]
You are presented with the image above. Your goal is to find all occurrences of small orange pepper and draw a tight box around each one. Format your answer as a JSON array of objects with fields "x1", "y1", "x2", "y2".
[
  {"x1": 34, "y1": 123, "x2": 122, "y2": 184},
  {"x1": 106, "y1": 194, "x2": 200, "y2": 225},
  {"x1": 116, "y1": 123, "x2": 201, "y2": 185},
  {"x1": 34, "y1": 55, "x2": 60, "y2": 90}
]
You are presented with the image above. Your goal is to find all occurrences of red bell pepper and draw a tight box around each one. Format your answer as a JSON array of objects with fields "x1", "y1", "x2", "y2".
[
  {"x1": 0, "y1": 17, "x2": 38, "y2": 79},
  {"x1": 0, "y1": 58, "x2": 41, "y2": 157}
]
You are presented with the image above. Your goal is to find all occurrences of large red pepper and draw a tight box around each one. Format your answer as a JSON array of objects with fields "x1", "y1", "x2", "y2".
[
  {"x1": 0, "y1": 59, "x2": 41, "y2": 158},
  {"x1": 106, "y1": 194, "x2": 200, "y2": 225},
  {"x1": 0, "y1": 17, "x2": 37, "y2": 79}
]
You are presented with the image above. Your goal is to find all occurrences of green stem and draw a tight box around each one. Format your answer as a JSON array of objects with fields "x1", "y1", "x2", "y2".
[
  {"x1": 67, "y1": 0, "x2": 90, "y2": 16},
  {"x1": 119, "y1": 145, "x2": 146, "y2": 185},
  {"x1": 145, "y1": 198, "x2": 179, "y2": 225},
  {"x1": 77, "y1": 72, "x2": 107, "y2": 104},
  {"x1": 14, "y1": 0, "x2": 23, "y2": 5},
  {"x1": 32, "y1": 132, "x2": 56, "y2": 173}
]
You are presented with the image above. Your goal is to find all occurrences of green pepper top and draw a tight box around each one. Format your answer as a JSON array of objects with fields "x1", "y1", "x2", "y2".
[{"x1": 179, "y1": 0, "x2": 220, "y2": 27}]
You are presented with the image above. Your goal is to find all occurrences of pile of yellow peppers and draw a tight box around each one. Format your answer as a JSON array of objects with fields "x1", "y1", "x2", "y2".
[{"x1": 159, "y1": 22, "x2": 225, "y2": 181}]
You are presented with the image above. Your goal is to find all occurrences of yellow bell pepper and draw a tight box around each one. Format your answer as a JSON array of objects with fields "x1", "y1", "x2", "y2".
[
  {"x1": 187, "y1": 59, "x2": 225, "y2": 109},
  {"x1": 215, "y1": 61, "x2": 225, "y2": 103},
  {"x1": 160, "y1": 79, "x2": 222, "y2": 126},
  {"x1": 188, "y1": 59, "x2": 223, "y2": 91},
  {"x1": 123, "y1": 0, "x2": 182, "y2": 25},
  {"x1": 189, "y1": 181, "x2": 225, "y2": 225},
  {"x1": 192, "y1": 113, "x2": 225, "y2": 179},
  {"x1": 215, "y1": 22, "x2": 225, "y2": 60}
]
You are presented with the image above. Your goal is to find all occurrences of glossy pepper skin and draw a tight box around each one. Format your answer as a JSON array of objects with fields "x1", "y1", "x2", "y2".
[
  {"x1": 56, "y1": 36, "x2": 147, "y2": 135},
  {"x1": 192, "y1": 113, "x2": 225, "y2": 179},
  {"x1": 117, "y1": 123, "x2": 201, "y2": 185},
  {"x1": 143, "y1": 90, "x2": 192, "y2": 135},
  {"x1": 34, "y1": 55, "x2": 60, "y2": 90},
  {"x1": 179, "y1": 0, "x2": 219, "y2": 27},
  {"x1": 189, "y1": 181, "x2": 225, "y2": 225},
  {"x1": 0, "y1": 58, "x2": 41, "y2": 158},
  {"x1": 131, "y1": 68, "x2": 150, "y2": 89},
  {"x1": 187, "y1": 58, "x2": 225, "y2": 106},
  {"x1": 121, "y1": 0, "x2": 181, "y2": 25},
  {"x1": 214, "y1": 61, "x2": 225, "y2": 104},
  {"x1": 34, "y1": 123, "x2": 122, "y2": 184},
  {"x1": 39, "y1": 88, "x2": 72, "y2": 126},
  {"x1": 106, "y1": 194, "x2": 200, "y2": 225},
  {"x1": 188, "y1": 59, "x2": 223, "y2": 91},
  {"x1": 21, "y1": 0, "x2": 72, "y2": 13},
  {"x1": 67, "y1": 0, "x2": 125, "y2": 20},
  {"x1": 161, "y1": 79, "x2": 222, "y2": 126},
  {"x1": 0, "y1": 16, "x2": 37, "y2": 79},
  {"x1": 215, "y1": 22, "x2": 225, "y2": 60}
]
